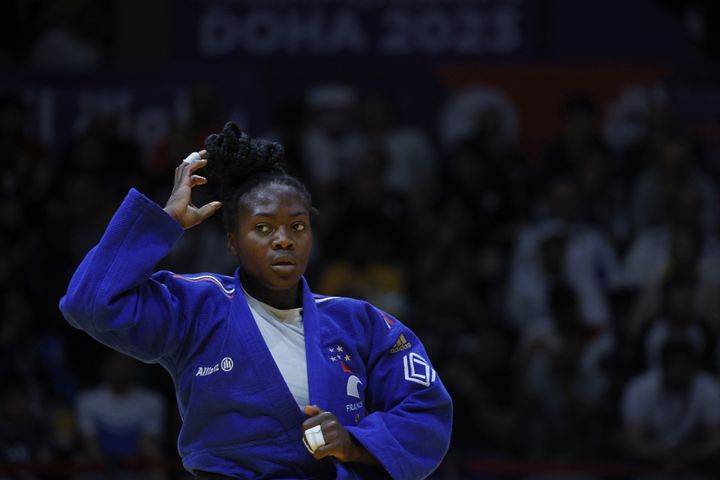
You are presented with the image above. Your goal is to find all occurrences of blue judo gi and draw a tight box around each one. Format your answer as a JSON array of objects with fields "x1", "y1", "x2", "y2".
[{"x1": 59, "y1": 189, "x2": 453, "y2": 479}]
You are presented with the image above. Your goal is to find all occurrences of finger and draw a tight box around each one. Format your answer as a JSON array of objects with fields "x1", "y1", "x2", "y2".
[
  {"x1": 176, "y1": 159, "x2": 207, "y2": 188},
  {"x1": 182, "y1": 151, "x2": 202, "y2": 164},
  {"x1": 312, "y1": 443, "x2": 337, "y2": 460},
  {"x1": 304, "y1": 405, "x2": 322, "y2": 417},
  {"x1": 302, "y1": 416, "x2": 323, "y2": 431},
  {"x1": 190, "y1": 175, "x2": 207, "y2": 187},
  {"x1": 175, "y1": 161, "x2": 192, "y2": 185},
  {"x1": 199, "y1": 149, "x2": 208, "y2": 158},
  {"x1": 196, "y1": 201, "x2": 222, "y2": 221},
  {"x1": 304, "y1": 425, "x2": 333, "y2": 457},
  {"x1": 317, "y1": 417, "x2": 340, "y2": 437},
  {"x1": 302, "y1": 409, "x2": 330, "y2": 430},
  {"x1": 302, "y1": 412, "x2": 336, "y2": 431},
  {"x1": 188, "y1": 158, "x2": 208, "y2": 174}
]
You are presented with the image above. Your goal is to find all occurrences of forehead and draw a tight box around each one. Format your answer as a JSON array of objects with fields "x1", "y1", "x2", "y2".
[{"x1": 239, "y1": 183, "x2": 308, "y2": 216}]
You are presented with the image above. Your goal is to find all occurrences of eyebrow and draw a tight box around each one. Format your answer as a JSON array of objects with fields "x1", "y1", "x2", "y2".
[{"x1": 252, "y1": 211, "x2": 308, "y2": 218}]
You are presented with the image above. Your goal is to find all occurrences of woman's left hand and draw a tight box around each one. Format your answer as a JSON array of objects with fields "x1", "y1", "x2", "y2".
[{"x1": 302, "y1": 405, "x2": 379, "y2": 465}]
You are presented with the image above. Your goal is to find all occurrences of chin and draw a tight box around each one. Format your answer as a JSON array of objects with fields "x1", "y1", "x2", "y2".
[{"x1": 267, "y1": 274, "x2": 302, "y2": 290}]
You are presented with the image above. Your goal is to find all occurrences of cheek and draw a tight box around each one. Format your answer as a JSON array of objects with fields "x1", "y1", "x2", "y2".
[
  {"x1": 299, "y1": 234, "x2": 313, "y2": 259},
  {"x1": 236, "y1": 237, "x2": 267, "y2": 264}
]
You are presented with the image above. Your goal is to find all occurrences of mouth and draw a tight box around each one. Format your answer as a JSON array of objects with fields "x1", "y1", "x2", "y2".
[
  {"x1": 271, "y1": 258, "x2": 296, "y2": 266},
  {"x1": 270, "y1": 258, "x2": 297, "y2": 274}
]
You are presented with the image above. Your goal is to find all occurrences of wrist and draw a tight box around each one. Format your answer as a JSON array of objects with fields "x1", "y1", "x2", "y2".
[
  {"x1": 348, "y1": 435, "x2": 379, "y2": 465},
  {"x1": 163, "y1": 207, "x2": 184, "y2": 227}
]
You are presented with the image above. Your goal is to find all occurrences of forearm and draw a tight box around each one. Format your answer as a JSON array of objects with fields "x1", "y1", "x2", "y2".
[{"x1": 59, "y1": 189, "x2": 189, "y2": 362}]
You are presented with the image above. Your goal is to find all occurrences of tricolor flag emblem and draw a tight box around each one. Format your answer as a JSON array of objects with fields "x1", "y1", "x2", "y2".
[{"x1": 328, "y1": 344, "x2": 353, "y2": 373}]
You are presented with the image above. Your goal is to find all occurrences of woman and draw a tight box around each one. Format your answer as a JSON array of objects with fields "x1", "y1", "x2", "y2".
[{"x1": 60, "y1": 122, "x2": 452, "y2": 479}]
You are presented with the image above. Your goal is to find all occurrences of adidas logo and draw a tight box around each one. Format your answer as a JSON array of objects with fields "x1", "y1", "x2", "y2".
[{"x1": 390, "y1": 334, "x2": 412, "y2": 353}]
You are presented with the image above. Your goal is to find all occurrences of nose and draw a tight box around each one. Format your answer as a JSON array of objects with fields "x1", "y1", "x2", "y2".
[{"x1": 272, "y1": 226, "x2": 294, "y2": 250}]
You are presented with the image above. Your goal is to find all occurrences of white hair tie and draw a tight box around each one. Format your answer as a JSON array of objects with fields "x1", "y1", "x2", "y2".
[
  {"x1": 302, "y1": 425, "x2": 326, "y2": 454},
  {"x1": 183, "y1": 152, "x2": 201, "y2": 164}
]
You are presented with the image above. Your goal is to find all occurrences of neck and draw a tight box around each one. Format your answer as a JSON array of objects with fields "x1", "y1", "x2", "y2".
[{"x1": 240, "y1": 271, "x2": 301, "y2": 310}]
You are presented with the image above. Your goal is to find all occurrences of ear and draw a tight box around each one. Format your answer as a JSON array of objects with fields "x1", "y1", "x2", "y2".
[{"x1": 227, "y1": 232, "x2": 239, "y2": 257}]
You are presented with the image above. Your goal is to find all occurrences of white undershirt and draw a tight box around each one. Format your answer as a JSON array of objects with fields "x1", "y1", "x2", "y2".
[{"x1": 242, "y1": 288, "x2": 309, "y2": 409}]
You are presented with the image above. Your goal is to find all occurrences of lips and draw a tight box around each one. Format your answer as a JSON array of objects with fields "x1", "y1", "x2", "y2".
[
  {"x1": 271, "y1": 257, "x2": 296, "y2": 266},
  {"x1": 270, "y1": 257, "x2": 298, "y2": 275}
]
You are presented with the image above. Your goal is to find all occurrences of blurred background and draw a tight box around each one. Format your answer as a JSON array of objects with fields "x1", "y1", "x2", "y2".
[{"x1": 2, "y1": 0, "x2": 720, "y2": 478}]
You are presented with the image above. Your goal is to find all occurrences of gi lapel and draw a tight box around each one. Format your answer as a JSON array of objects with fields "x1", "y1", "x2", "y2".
[
  {"x1": 300, "y1": 278, "x2": 329, "y2": 410},
  {"x1": 230, "y1": 269, "x2": 305, "y2": 431}
]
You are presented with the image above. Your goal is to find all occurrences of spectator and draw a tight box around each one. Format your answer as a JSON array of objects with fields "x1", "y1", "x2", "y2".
[
  {"x1": 621, "y1": 188, "x2": 720, "y2": 331},
  {"x1": 28, "y1": 1, "x2": 110, "y2": 70},
  {"x1": 621, "y1": 340, "x2": 720, "y2": 474},
  {"x1": 300, "y1": 84, "x2": 365, "y2": 194},
  {"x1": 317, "y1": 225, "x2": 407, "y2": 317},
  {"x1": 506, "y1": 178, "x2": 619, "y2": 331},
  {"x1": 359, "y1": 94, "x2": 438, "y2": 211},
  {"x1": 320, "y1": 146, "x2": 409, "y2": 260},
  {"x1": 574, "y1": 144, "x2": 629, "y2": 244},
  {"x1": 0, "y1": 287, "x2": 73, "y2": 405},
  {"x1": 631, "y1": 133, "x2": 718, "y2": 235},
  {"x1": 539, "y1": 95, "x2": 605, "y2": 198},
  {"x1": 0, "y1": 376, "x2": 54, "y2": 470},
  {"x1": 627, "y1": 226, "x2": 720, "y2": 333},
  {"x1": 442, "y1": 322, "x2": 523, "y2": 455},
  {"x1": 444, "y1": 130, "x2": 527, "y2": 247},
  {"x1": 75, "y1": 352, "x2": 166, "y2": 479},
  {"x1": 632, "y1": 275, "x2": 717, "y2": 373},
  {"x1": 0, "y1": 91, "x2": 50, "y2": 202},
  {"x1": 412, "y1": 197, "x2": 499, "y2": 332},
  {"x1": 521, "y1": 285, "x2": 615, "y2": 461}
]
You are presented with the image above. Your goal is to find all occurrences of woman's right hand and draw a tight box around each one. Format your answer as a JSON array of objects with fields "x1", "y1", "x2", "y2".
[{"x1": 163, "y1": 150, "x2": 222, "y2": 230}]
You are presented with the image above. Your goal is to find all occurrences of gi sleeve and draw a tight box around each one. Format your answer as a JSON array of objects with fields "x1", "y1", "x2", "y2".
[
  {"x1": 59, "y1": 188, "x2": 188, "y2": 363},
  {"x1": 344, "y1": 307, "x2": 453, "y2": 480}
]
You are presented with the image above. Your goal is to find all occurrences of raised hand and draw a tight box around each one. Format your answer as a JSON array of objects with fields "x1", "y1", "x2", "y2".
[
  {"x1": 163, "y1": 150, "x2": 222, "y2": 230},
  {"x1": 302, "y1": 405, "x2": 379, "y2": 466}
]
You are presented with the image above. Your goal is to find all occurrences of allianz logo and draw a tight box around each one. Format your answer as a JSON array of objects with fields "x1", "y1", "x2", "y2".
[{"x1": 196, "y1": 357, "x2": 234, "y2": 377}]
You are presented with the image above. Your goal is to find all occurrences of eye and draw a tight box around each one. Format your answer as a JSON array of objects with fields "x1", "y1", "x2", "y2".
[
  {"x1": 255, "y1": 224, "x2": 271, "y2": 233},
  {"x1": 292, "y1": 223, "x2": 306, "y2": 232}
]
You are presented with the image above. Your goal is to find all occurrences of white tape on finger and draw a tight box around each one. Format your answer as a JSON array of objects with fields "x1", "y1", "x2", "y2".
[
  {"x1": 183, "y1": 152, "x2": 201, "y2": 164},
  {"x1": 302, "y1": 435, "x2": 314, "y2": 454},
  {"x1": 302, "y1": 425, "x2": 325, "y2": 453}
]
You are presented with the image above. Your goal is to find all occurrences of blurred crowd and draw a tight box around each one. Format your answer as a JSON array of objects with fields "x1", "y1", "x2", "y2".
[{"x1": 2, "y1": 77, "x2": 720, "y2": 480}]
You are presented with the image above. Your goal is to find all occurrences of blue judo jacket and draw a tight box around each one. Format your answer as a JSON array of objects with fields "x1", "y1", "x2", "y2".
[{"x1": 59, "y1": 189, "x2": 452, "y2": 480}]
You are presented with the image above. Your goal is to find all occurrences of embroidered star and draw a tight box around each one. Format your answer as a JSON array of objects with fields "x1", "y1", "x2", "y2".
[
  {"x1": 330, "y1": 356, "x2": 337, "y2": 362},
  {"x1": 344, "y1": 354, "x2": 351, "y2": 361},
  {"x1": 329, "y1": 347, "x2": 335, "y2": 353},
  {"x1": 337, "y1": 345, "x2": 344, "y2": 352}
]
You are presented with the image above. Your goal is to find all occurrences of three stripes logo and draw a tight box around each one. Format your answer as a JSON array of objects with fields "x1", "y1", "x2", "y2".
[{"x1": 390, "y1": 334, "x2": 412, "y2": 354}]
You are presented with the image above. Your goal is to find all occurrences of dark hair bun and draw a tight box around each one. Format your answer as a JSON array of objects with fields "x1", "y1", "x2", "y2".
[{"x1": 204, "y1": 121, "x2": 285, "y2": 197}]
